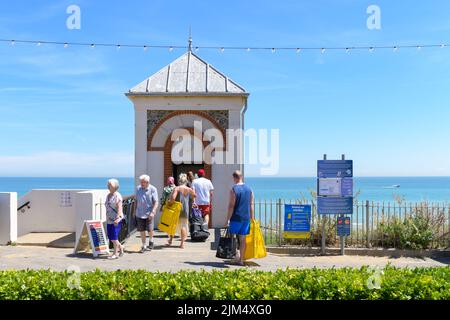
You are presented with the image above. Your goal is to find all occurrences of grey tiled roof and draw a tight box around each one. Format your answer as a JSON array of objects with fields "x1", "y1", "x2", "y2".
[{"x1": 127, "y1": 51, "x2": 247, "y2": 96}]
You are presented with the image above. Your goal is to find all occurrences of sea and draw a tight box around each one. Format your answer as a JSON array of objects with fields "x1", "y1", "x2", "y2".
[{"x1": 0, "y1": 177, "x2": 449, "y2": 203}]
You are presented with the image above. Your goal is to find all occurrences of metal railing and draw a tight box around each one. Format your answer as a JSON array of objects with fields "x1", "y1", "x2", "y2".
[
  {"x1": 17, "y1": 201, "x2": 31, "y2": 213},
  {"x1": 255, "y1": 199, "x2": 450, "y2": 249}
]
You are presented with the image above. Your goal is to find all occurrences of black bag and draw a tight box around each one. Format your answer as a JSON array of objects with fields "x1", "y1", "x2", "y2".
[
  {"x1": 216, "y1": 228, "x2": 237, "y2": 259},
  {"x1": 189, "y1": 209, "x2": 210, "y2": 242}
]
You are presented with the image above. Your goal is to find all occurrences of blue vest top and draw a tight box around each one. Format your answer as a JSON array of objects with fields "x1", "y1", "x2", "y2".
[{"x1": 231, "y1": 183, "x2": 252, "y2": 222}]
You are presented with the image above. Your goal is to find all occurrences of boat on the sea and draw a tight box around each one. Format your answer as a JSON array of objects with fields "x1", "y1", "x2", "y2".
[{"x1": 382, "y1": 185, "x2": 401, "y2": 189}]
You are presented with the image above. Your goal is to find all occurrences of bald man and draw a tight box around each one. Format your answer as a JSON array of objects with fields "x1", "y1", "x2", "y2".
[{"x1": 226, "y1": 170, "x2": 254, "y2": 266}]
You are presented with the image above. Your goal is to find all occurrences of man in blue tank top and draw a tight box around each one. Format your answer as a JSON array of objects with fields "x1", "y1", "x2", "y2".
[{"x1": 226, "y1": 170, "x2": 254, "y2": 265}]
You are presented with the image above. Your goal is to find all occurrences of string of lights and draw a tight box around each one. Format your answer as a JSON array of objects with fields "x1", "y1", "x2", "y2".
[{"x1": 0, "y1": 38, "x2": 448, "y2": 53}]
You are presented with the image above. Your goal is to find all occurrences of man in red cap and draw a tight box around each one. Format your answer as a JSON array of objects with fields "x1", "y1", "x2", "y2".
[{"x1": 192, "y1": 169, "x2": 214, "y2": 226}]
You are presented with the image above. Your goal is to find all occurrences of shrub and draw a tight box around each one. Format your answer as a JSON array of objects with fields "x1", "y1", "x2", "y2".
[
  {"x1": 376, "y1": 206, "x2": 445, "y2": 249},
  {"x1": 0, "y1": 267, "x2": 448, "y2": 300}
]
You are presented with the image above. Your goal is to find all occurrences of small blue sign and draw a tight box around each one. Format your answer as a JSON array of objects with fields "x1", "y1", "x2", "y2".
[
  {"x1": 337, "y1": 216, "x2": 351, "y2": 237},
  {"x1": 318, "y1": 197, "x2": 353, "y2": 215},
  {"x1": 284, "y1": 204, "x2": 311, "y2": 232}
]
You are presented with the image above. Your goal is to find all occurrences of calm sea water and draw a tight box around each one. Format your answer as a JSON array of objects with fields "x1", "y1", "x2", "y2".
[{"x1": 0, "y1": 177, "x2": 449, "y2": 202}]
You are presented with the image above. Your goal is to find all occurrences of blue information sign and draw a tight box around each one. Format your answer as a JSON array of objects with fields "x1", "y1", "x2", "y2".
[
  {"x1": 337, "y1": 216, "x2": 351, "y2": 237},
  {"x1": 317, "y1": 159, "x2": 354, "y2": 215},
  {"x1": 318, "y1": 160, "x2": 353, "y2": 178},
  {"x1": 284, "y1": 204, "x2": 311, "y2": 239},
  {"x1": 318, "y1": 197, "x2": 353, "y2": 214}
]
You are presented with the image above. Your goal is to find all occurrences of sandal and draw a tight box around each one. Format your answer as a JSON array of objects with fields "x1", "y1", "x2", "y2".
[{"x1": 108, "y1": 254, "x2": 118, "y2": 260}]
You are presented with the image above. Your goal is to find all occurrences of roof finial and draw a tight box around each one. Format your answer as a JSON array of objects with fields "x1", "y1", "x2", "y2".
[{"x1": 188, "y1": 26, "x2": 192, "y2": 52}]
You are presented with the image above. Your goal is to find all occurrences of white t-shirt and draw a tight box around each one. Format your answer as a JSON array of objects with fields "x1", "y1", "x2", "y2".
[{"x1": 192, "y1": 177, "x2": 214, "y2": 205}]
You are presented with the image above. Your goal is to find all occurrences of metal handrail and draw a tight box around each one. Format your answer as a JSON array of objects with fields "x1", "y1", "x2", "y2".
[{"x1": 17, "y1": 201, "x2": 30, "y2": 212}]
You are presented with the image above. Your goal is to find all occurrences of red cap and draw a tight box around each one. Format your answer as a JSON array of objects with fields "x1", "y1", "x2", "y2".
[{"x1": 198, "y1": 169, "x2": 205, "y2": 177}]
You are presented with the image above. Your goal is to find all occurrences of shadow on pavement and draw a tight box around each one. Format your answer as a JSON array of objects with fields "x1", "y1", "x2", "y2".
[
  {"x1": 66, "y1": 253, "x2": 108, "y2": 260},
  {"x1": 184, "y1": 261, "x2": 230, "y2": 268},
  {"x1": 431, "y1": 257, "x2": 450, "y2": 265}
]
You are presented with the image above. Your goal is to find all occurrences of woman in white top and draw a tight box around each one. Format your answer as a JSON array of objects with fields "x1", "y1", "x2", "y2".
[{"x1": 105, "y1": 178, "x2": 124, "y2": 259}]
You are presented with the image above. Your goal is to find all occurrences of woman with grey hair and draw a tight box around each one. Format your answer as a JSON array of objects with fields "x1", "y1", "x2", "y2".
[
  {"x1": 105, "y1": 178, "x2": 124, "y2": 259},
  {"x1": 167, "y1": 173, "x2": 196, "y2": 249}
]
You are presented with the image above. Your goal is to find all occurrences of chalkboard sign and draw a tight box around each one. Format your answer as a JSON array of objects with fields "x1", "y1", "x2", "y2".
[{"x1": 74, "y1": 220, "x2": 109, "y2": 257}]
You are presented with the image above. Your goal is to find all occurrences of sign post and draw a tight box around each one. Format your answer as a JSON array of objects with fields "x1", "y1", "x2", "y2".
[
  {"x1": 317, "y1": 154, "x2": 353, "y2": 255},
  {"x1": 321, "y1": 154, "x2": 327, "y2": 255}
]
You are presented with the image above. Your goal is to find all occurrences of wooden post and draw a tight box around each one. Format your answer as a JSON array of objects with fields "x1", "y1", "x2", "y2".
[
  {"x1": 278, "y1": 199, "x2": 282, "y2": 246},
  {"x1": 366, "y1": 200, "x2": 371, "y2": 248}
]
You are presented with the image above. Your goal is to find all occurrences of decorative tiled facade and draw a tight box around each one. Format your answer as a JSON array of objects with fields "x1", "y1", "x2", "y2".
[{"x1": 146, "y1": 110, "x2": 229, "y2": 138}]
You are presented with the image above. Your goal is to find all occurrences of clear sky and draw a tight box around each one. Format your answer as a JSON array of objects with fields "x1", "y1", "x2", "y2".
[{"x1": 0, "y1": 0, "x2": 449, "y2": 177}]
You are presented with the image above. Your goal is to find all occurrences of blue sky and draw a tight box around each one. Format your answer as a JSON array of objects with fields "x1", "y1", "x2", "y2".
[{"x1": 0, "y1": 0, "x2": 450, "y2": 177}]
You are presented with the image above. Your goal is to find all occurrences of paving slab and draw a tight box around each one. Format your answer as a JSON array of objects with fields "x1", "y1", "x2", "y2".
[
  {"x1": 16, "y1": 232, "x2": 75, "y2": 248},
  {"x1": 1, "y1": 230, "x2": 448, "y2": 272}
]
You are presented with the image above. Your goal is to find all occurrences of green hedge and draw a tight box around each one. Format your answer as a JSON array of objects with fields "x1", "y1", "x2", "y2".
[{"x1": 0, "y1": 267, "x2": 448, "y2": 300}]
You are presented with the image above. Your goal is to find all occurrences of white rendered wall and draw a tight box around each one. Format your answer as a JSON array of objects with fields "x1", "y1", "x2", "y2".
[
  {"x1": 74, "y1": 190, "x2": 109, "y2": 243},
  {"x1": 0, "y1": 192, "x2": 18, "y2": 245},
  {"x1": 135, "y1": 106, "x2": 148, "y2": 186},
  {"x1": 17, "y1": 190, "x2": 84, "y2": 236},
  {"x1": 147, "y1": 151, "x2": 164, "y2": 225},
  {"x1": 129, "y1": 94, "x2": 248, "y2": 230}
]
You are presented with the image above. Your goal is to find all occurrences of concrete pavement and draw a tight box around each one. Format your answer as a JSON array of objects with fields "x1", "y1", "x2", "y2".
[{"x1": 0, "y1": 231, "x2": 448, "y2": 272}]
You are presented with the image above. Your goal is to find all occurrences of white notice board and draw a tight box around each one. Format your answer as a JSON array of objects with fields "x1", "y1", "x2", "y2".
[{"x1": 318, "y1": 178, "x2": 342, "y2": 197}]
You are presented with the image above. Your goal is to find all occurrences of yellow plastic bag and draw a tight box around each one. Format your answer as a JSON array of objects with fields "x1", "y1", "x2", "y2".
[
  {"x1": 158, "y1": 201, "x2": 182, "y2": 236},
  {"x1": 244, "y1": 219, "x2": 267, "y2": 260}
]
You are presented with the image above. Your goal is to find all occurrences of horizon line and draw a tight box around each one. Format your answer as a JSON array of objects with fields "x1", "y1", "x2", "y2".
[{"x1": 1, "y1": 175, "x2": 450, "y2": 179}]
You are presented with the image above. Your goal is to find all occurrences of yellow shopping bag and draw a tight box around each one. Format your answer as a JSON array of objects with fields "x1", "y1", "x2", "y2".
[
  {"x1": 244, "y1": 219, "x2": 267, "y2": 260},
  {"x1": 158, "y1": 201, "x2": 182, "y2": 236}
]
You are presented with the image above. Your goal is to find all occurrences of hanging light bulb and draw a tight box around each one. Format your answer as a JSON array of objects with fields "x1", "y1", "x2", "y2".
[
  {"x1": 143, "y1": 45, "x2": 148, "y2": 51},
  {"x1": 417, "y1": 45, "x2": 422, "y2": 50},
  {"x1": 441, "y1": 44, "x2": 446, "y2": 48},
  {"x1": 345, "y1": 47, "x2": 350, "y2": 54},
  {"x1": 195, "y1": 46, "x2": 199, "y2": 52},
  {"x1": 369, "y1": 47, "x2": 374, "y2": 53},
  {"x1": 169, "y1": 46, "x2": 173, "y2": 52},
  {"x1": 90, "y1": 44, "x2": 95, "y2": 48},
  {"x1": 117, "y1": 44, "x2": 121, "y2": 50},
  {"x1": 271, "y1": 48, "x2": 275, "y2": 53},
  {"x1": 393, "y1": 46, "x2": 398, "y2": 52},
  {"x1": 321, "y1": 48, "x2": 326, "y2": 54},
  {"x1": 246, "y1": 47, "x2": 251, "y2": 52},
  {"x1": 64, "y1": 43, "x2": 69, "y2": 48},
  {"x1": 10, "y1": 40, "x2": 15, "y2": 46},
  {"x1": 296, "y1": 48, "x2": 301, "y2": 53},
  {"x1": 220, "y1": 47, "x2": 224, "y2": 53},
  {"x1": 36, "y1": 41, "x2": 41, "y2": 46}
]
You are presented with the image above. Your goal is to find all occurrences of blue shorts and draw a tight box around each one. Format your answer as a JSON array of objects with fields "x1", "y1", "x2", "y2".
[
  {"x1": 107, "y1": 221, "x2": 122, "y2": 241},
  {"x1": 229, "y1": 220, "x2": 250, "y2": 235}
]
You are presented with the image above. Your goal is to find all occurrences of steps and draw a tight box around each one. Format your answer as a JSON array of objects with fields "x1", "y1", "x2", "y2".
[{"x1": 16, "y1": 232, "x2": 75, "y2": 248}]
